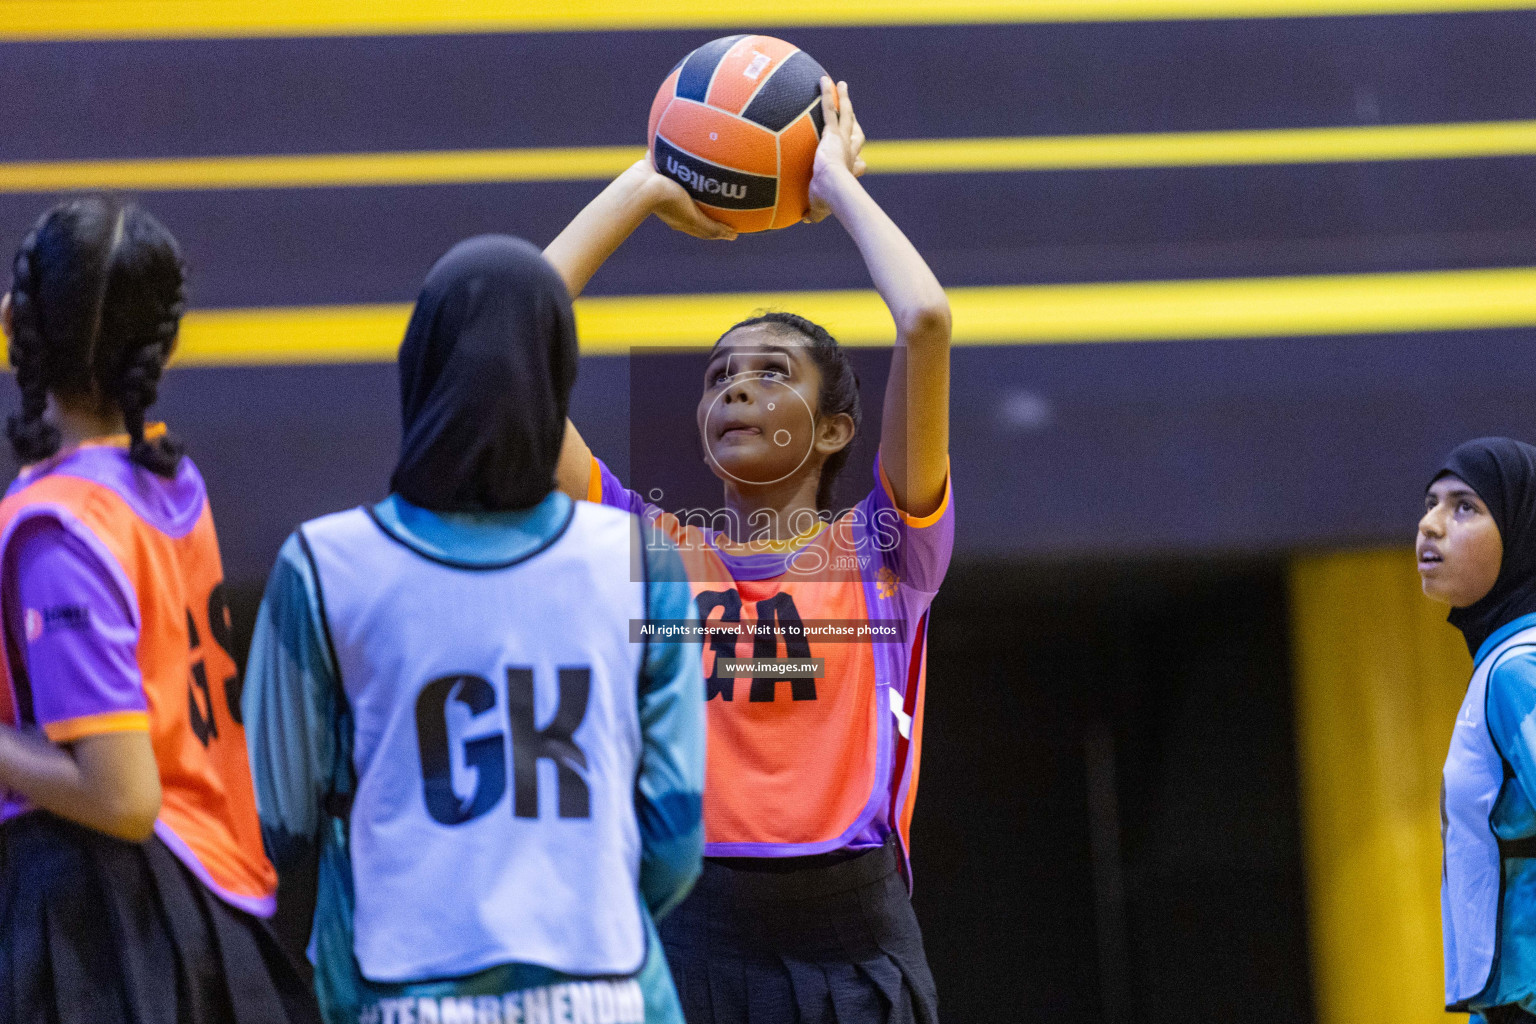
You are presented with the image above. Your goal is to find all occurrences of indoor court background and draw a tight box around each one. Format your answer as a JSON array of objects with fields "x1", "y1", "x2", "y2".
[{"x1": 3, "y1": 3, "x2": 1535, "y2": 1021}]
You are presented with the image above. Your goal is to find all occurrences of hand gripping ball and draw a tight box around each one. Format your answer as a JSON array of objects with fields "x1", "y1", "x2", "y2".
[{"x1": 648, "y1": 35, "x2": 830, "y2": 233}]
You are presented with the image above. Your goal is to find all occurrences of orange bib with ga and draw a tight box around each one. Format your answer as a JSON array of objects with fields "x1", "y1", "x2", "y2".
[
  {"x1": 0, "y1": 468, "x2": 276, "y2": 914},
  {"x1": 653, "y1": 513, "x2": 893, "y2": 857}
]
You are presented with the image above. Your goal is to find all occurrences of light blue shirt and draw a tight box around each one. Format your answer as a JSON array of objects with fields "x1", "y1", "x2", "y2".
[{"x1": 1470, "y1": 612, "x2": 1536, "y2": 1018}]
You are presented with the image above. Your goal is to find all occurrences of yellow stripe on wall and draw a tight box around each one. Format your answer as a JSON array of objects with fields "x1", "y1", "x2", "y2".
[
  {"x1": 1, "y1": 0, "x2": 1533, "y2": 40},
  {"x1": 5, "y1": 120, "x2": 1536, "y2": 195},
  {"x1": 0, "y1": 147, "x2": 644, "y2": 194},
  {"x1": 169, "y1": 266, "x2": 1536, "y2": 366},
  {"x1": 875, "y1": 120, "x2": 1536, "y2": 172}
]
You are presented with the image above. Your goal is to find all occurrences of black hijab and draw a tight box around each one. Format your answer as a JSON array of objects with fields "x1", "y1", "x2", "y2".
[
  {"x1": 1431, "y1": 437, "x2": 1536, "y2": 656},
  {"x1": 390, "y1": 235, "x2": 577, "y2": 512}
]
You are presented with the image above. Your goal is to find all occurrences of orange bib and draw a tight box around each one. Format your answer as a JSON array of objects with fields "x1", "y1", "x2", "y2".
[
  {"x1": 0, "y1": 471, "x2": 276, "y2": 913},
  {"x1": 655, "y1": 513, "x2": 890, "y2": 855}
]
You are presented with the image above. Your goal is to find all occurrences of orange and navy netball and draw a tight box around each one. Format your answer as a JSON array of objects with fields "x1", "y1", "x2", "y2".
[{"x1": 648, "y1": 35, "x2": 829, "y2": 233}]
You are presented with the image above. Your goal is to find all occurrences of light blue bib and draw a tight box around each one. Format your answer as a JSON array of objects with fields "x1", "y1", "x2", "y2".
[
  {"x1": 1442, "y1": 624, "x2": 1536, "y2": 1007},
  {"x1": 303, "y1": 501, "x2": 648, "y2": 983}
]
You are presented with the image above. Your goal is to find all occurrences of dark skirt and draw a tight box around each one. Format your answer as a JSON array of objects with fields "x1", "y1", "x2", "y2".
[
  {"x1": 659, "y1": 838, "x2": 938, "y2": 1024},
  {"x1": 0, "y1": 811, "x2": 320, "y2": 1024}
]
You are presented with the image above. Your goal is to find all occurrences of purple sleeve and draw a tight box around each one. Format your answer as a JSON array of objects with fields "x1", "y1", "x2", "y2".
[
  {"x1": 590, "y1": 455, "x2": 657, "y2": 519},
  {"x1": 3, "y1": 515, "x2": 144, "y2": 742},
  {"x1": 856, "y1": 454, "x2": 955, "y2": 602}
]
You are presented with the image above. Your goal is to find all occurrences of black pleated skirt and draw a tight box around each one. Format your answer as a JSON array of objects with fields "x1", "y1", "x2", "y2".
[
  {"x1": 0, "y1": 811, "x2": 320, "y2": 1024},
  {"x1": 658, "y1": 838, "x2": 938, "y2": 1024}
]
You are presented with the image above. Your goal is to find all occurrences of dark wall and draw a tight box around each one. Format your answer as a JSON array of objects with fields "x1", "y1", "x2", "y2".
[
  {"x1": 912, "y1": 560, "x2": 1311, "y2": 1022},
  {"x1": 4, "y1": 15, "x2": 1534, "y2": 305},
  {"x1": 9, "y1": 16, "x2": 1535, "y2": 164}
]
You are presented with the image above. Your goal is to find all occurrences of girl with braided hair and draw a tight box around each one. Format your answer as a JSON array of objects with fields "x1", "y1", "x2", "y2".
[{"x1": 0, "y1": 197, "x2": 318, "y2": 1024}]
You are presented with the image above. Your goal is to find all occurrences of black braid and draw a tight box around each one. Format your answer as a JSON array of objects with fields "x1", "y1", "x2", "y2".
[
  {"x1": 99, "y1": 218, "x2": 185, "y2": 477},
  {"x1": 6, "y1": 228, "x2": 63, "y2": 463},
  {"x1": 115, "y1": 318, "x2": 184, "y2": 477}
]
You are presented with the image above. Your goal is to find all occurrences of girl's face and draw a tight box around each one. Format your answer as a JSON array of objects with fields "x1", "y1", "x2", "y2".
[
  {"x1": 697, "y1": 324, "x2": 850, "y2": 489},
  {"x1": 1419, "y1": 474, "x2": 1503, "y2": 607}
]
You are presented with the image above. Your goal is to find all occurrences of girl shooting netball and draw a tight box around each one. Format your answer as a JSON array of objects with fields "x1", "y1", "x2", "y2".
[{"x1": 547, "y1": 58, "x2": 952, "y2": 1024}]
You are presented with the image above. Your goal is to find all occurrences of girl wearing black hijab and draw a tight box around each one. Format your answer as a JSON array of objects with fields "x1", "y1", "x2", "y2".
[
  {"x1": 241, "y1": 236, "x2": 706, "y2": 1024},
  {"x1": 1426, "y1": 437, "x2": 1536, "y2": 1023}
]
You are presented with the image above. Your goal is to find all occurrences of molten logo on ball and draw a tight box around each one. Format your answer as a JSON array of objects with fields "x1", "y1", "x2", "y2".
[
  {"x1": 653, "y1": 138, "x2": 775, "y2": 211},
  {"x1": 663, "y1": 155, "x2": 749, "y2": 200}
]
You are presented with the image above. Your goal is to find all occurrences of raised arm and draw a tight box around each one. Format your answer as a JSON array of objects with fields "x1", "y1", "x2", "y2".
[
  {"x1": 811, "y1": 79, "x2": 951, "y2": 518},
  {"x1": 545, "y1": 161, "x2": 735, "y2": 500},
  {"x1": 543, "y1": 159, "x2": 736, "y2": 299}
]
